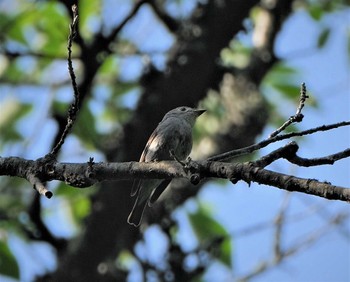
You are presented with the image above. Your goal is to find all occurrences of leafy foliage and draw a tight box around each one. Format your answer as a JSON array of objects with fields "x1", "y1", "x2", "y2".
[
  {"x1": 0, "y1": 240, "x2": 19, "y2": 279},
  {"x1": 189, "y1": 205, "x2": 233, "y2": 268}
]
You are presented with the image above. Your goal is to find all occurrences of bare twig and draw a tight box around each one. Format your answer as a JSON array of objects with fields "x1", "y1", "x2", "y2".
[
  {"x1": 273, "y1": 194, "x2": 290, "y2": 263},
  {"x1": 283, "y1": 213, "x2": 349, "y2": 256},
  {"x1": 286, "y1": 147, "x2": 350, "y2": 167},
  {"x1": 236, "y1": 212, "x2": 349, "y2": 282},
  {"x1": 208, "y1": 120, "x2": 350, "y2": 162},
  {"x1": 148, "y1": 0, "x2": 179, "y2": 32},
  {"x1": 269, "y1": 82, "x2": 308, "y2": 138},
  {"x1": 253, "y1": 141, "x2": 350, "y2": 168},
  {"x1": 50, "y1": 4, "x2": 80, "y2": 156},
  {"x1": 234, "y1": 202, "x2": 328, "y2": 238},
  {"x1": 104, "y1": 0, "x2": 148, "y2": 43},
  {"x1": 27, "y1": 174, "x2": 52, "y2": 199},
  {"x1": 25, "y1": 193, "x2": 67, "y2": 250}
]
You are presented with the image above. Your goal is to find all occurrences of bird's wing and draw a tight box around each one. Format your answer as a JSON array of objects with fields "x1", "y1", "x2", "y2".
[
  {"x1": 130, "y1": 128, "x2": 162, "y2": 196},
  {"x1": 129, "y1": 120, "x2": 184, "y2": 225},
  {"x1": 140, "y1": 127, "x2": 161, "y2": 162},
  {"x1": 141, "y1": 121, "x2": 184, "y2": 162}
]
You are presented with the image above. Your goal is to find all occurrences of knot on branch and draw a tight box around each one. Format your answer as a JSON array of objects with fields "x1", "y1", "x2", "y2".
[
  {"x1": 190, "y1": 173, "x2": 201, "y2": 185},
  {"x1": 218, "y1": 164, "x2": 240, "y2": 184},
  {"x1": 185, "y1": 159, "x2": 202, "y2": 185},
  {"x1": 292, "y1": 113, "x2": 304, "y2": 123},
  {"x1": 38, "y1": 153, "x2": 57, "y2": 174},
  {"x1": 64, "y1": 172, "x2": 94, "y2": 188},
  {"x1": 244, "y1": 162, "x2": 262, "y2": 187},
  {"x1": 282, "y1": 141, "x2": 299, "y2": 159}
]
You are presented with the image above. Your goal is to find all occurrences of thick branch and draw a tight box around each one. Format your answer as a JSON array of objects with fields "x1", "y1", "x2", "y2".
[{"x1": 1, "y1": 157, "x2": 349, "y2": 202}]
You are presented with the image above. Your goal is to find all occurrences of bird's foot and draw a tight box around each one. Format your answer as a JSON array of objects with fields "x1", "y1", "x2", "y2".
[
  {"x1": 169, "y1": 149, "x2": 186, "y2": 166},
  {"x1": 184, "y1": 156, "x2": 193, "y2": 170}
]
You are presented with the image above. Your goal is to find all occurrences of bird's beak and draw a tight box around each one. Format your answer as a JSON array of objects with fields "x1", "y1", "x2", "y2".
[{"x1": 195, "y1": 109, "x2": 206, "y2": 116}]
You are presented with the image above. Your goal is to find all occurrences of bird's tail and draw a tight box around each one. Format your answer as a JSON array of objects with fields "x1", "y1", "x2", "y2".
[
  {"x1": 127, "y1": 193, "x2": 148, "y2": 227},
  {"x1": 127, "y1": 179, "x2": 166, "y2": 227}
]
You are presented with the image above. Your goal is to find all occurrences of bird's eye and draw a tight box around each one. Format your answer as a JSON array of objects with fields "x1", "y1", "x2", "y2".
[{"x1": 180, "y1": 107, "x2": 186, "y2": 111}]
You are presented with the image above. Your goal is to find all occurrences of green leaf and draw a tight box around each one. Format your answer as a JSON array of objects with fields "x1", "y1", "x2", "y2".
[
  {"x1": 55, "y1": 183, "x2": 92, "y2": 225},
  {"x1": 308, "y1": 5, "x2": 324, "y2": 21},
  {"x1": 36, "y1": 3, "x2": 69, "y2": 56},
  {"x1": 189, "y1": 206, "x2": 226, "y2": 241},
  {"x1": 220, "y1": 237, "x2": 232, "y2": 267},
  {"x1": 2, "y1": 60, "x2": 26, "y2": 82},
  {"x1": 270, "y1": 64, "x2": 298, "y2": 75},
  {"x1": 270, "y1": 83, "x2": 301, "y2": 100},
  {"x1": 99, "y1": 55, "x2": 118, "y2": 76},
  {"x1": 3, "y1": 2, "x2": 70, "y2": 56},
  {"x1": 52, "y1": 100, "x2": 70, "y2": 115},
  {"x1": 188, "y1": 205, "x2": 232, "y2": 267},
  {"x1": 263, "y1": 63, "x2": 298, "y2": 83},
  {"x1": 0, "y1": 240, "x2": 19, "y2": 279},
  {"x1": 317, "y1": 27, "x2": 331, "y2": 48},
  {"x1": 71, "y1": 196, "x2": 91, "y2": 222},
  {"x1": 261, "y1": 63, "x2": 305, "y2": 102},
  {"x1": 5, "y1": 15, "x2": 28, "y2": 45}
]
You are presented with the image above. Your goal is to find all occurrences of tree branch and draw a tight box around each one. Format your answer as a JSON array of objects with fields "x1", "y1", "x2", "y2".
[
  {"x1": 148, "y1": 0, "x2": 179, "y2": 32},
  {"x1": 253, "y1": 142, "x2": 350, "y2": 168},
  {"x1": 268, "y1": 82, "x2": 308, "y2": 138},
  {"x1": 208, "y1": 120, "x2": 350, "y2": 161},
  {"x1": 50, "y1": 4, "x2": 80, "y2": 157},
  {"x1": 1, "y1": 156, "x2": 349, "y2": 201}
]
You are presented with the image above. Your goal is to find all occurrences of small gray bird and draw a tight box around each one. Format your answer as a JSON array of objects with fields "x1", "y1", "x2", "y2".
[{"x1": 127, "y1": 106, "x2": 206, "y2": 227}]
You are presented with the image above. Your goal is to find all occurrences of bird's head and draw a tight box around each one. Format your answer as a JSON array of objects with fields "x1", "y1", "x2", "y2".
[{"x1": 163, "y1": 106, "x2": 206, "y2": 126}]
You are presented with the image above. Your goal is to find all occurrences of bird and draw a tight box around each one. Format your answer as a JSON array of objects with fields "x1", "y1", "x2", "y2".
[{"x1": 127, "y1": 106, "x2": 206, "y2": 227}]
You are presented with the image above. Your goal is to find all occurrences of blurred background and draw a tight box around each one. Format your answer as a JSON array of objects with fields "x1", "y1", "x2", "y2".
[{"x1": 0, "y1": 0, "x2": 349, "y2": 281}]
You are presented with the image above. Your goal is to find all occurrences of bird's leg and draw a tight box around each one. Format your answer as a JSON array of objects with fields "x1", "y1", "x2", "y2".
[
  {"x1": 170, "y1": 150, "x2": 201, "y2": 185},
  {"x1": 169, "y1": 150, "x2": 193, "y2": 170},
  {"x1": 169, "y1": 149, "x2": 186, "y2": 166},
  {"x1": 184, "y1": 156, "x2": 193, "y2": 170}
]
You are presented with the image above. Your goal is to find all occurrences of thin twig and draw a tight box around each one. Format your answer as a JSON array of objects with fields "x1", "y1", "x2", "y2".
[
  {"x1": 104, "y1": 0, "x2": 148, "y2": 43},
  {"x1": 236, "y1": 212, "x2": 349, "y2": 282},
  {"x1": 252, "y1": 142, "x2": 350, "y2": 168},
  {"x1": 50, "y1": 4, "x2": 80, "y2": 156},
  {"x1": 286, "y1": 147, "x2": 350, "y2": 167},
  {"x1": 273, "y1": 194, "x2": 290, "y2": 263},
  {"x1": 208, "y1": 120, "x2": 350, "y2": 162},
  {"x1": 269, "y1": 83, "x2": 308, "y2": 138},
  {"x1": 148, "y1": 0, "x2": 179, "y2": 32}
]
